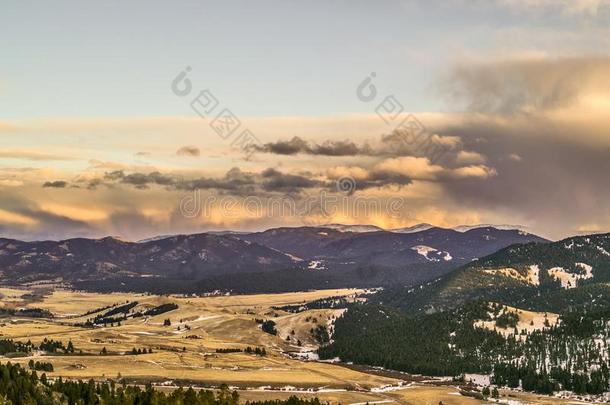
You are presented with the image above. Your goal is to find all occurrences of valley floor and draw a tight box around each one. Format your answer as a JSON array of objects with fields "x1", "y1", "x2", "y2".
[{"x1": 0, "y1": 286, "x2": 604, "y2": 404}]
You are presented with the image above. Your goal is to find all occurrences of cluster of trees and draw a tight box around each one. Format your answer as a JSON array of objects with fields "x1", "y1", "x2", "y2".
[
  {"x1": 79, "y1": 302, "x2": 179, "y2": 328},
  {"x1": 0, "y1": 308, "x2": 53, "y2": 318},
  {"x1": 27, "y1": 360, "x2": 53, "y2": 372},
  {"x1": 0, "y1": 338, "x2": 76, "y2": 355},
  {"x1": 40, "y1": 338, "x2": 75, "y2": 354},
  {"x1": 78, "y1": 301, "x2": 129, "y2": 317},
  {"x1": 259, "y1": 320, "x2": 277, "y2": 335},
  {"x1": 244, "y1": 347, "x2": 267, "y2": 356},
  {"x1": 273, "y1": 296, "x2": 352, "y2": 314},
  {"x1": 82, "y1": 301, "x2": 138, "y2": 327},
  {"x1": 215, "y1": 348, "x2": 242, "y2": 354},
  {"x1": 310, "y1": 326, "x2": 329, "y2": 345},
  {"x1": 142, "y1": 303, "x2": 179, "y2": 317},
  {"x1": 0, "y1": 362, "x2": 326, "y2": 405},
  {"x1": 215, "y1": 347, "x2": 267, "y2": 356},
  {"x1": 130, "y1": 348, "x2": 153, "y2": 355},
  {"x1": 0, "y1": 339, "x2": 32, "y2": 355},
  {"x1": 492, "y1": 362, "x2": 610, "y2": 395}
]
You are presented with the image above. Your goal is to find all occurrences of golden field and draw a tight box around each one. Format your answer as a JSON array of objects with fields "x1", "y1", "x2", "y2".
[{"x1": 0, "y1": 286, "x2": 601, "y2": 404}]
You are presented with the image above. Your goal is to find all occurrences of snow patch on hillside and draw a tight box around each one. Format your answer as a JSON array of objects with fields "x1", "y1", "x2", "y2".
[
  {"x1": 597, "y1": 245, "x2": 610, "y2": 257},
  {"x1": 547, "y1": 263, "x2": 593, "y2": 289},
  {"x1": 307, "y1": 260, "x2": 326, "y2": 270},
  {"x1": 411, "y1": 245, "x2": 452, "y2": 262},
  {"x1": 483, "y1": 267, "x2": 539, "y2": 285},
  {"x1": 474, "y1": 305, "x2": 559, "y2": 339}
]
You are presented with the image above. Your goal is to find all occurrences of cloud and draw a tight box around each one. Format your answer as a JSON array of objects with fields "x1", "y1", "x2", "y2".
[
  {"x1": 248, "y1": 131, "x2": 461, "y2": 164},
  {"x1": 176, "y1": 145, "x2": 201, "y2": 157},
  {"x1": 0, "y1": 194, "x2": 95, "y2": 240},
  {"x1": 337, "y1": 156, "x2": 497, "y2": 185},
  {"x1": 0, "y1": 150, "x2": 76, "y2": 161},
  {"x1": 66, "y1": 167, "x2": 322, "y2": 195},
  {"x1": 249, "y1": 136, "x2": 370, "y2": 156},
  {"x1": 0, "y1": 179, "x2": 23, "y2": 187},
  {"x1": 260, "y1": 168, "x2": 321, "y2": 192},
  {"x1": 498, "y1": 0, "x2": 610, "y2": 15},
  {"x1": 441, "y1": 56, "x2": 610, "y2": 115},
  {"x1": 373, "y1": 157, "x2": 444, "y2": 181},
  {"x1": 456, "y1": 150, "x2": 487, "y2": 165},
  {"x1": 42, "y1": 180, "x2": 68, "y2": 188}
]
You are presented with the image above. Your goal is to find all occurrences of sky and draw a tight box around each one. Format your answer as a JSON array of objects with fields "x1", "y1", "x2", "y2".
[{"x1": 1, "y1": 0, "x2": 610, "y2": 241}]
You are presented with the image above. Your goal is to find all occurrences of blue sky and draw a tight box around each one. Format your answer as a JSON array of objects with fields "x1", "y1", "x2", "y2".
[{"x1": 2, "y1": 0, "x2": 607, "y2": 119}]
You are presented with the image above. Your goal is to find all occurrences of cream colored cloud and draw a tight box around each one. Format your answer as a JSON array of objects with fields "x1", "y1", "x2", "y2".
[
  {"x1": 0, "y1": 149, "x2": 77, "y2": 161},
  {"x1": 448, "y1": 165, "x2": 498, "y2": 179},
  {"x1": 326, "y1": 166, "x2": 371, "y2": 181},
  {"x1": 0, "y1": 209, "x2": 37, "y2": 225},
  {"x1": 373, "y1": 157, "x2": 444, "y2": 181},
  {"x1": 39, "y1": 203, "x2": 109, "y2": 222},
  {"x1": 0, "y1": 179, "x2": 23, "y2": 187},
  {"x1": 456, "y1": 150, "x2": 487, "y2": 165}
]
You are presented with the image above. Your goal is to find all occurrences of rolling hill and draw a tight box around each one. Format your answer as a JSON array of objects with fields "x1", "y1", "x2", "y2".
[{"x1": 377, "y1": 233, "x2": 610, "y2": 314}]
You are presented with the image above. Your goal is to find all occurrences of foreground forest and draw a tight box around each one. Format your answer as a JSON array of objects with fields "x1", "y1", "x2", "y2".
[{"x1": 0, "y1": 362, "x2": 325, "y2": 405}]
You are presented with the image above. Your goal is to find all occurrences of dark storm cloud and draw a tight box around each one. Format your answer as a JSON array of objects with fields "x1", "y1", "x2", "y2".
[
  {"x1": 42, "y1": 180, "x2": 68, "y2": 188},
  {"x1": 68, "y1": 167, "x2": 327, "y2": 195},
  {"x1": 260, "y1": 168, "x2": 321, "y2": 192},
  {"x1": 419, "y1": 55, "x2": 610, "y2": 237},
  {"x1": 431, "y1": 115, "x2": 610, "y2": 238},
  {"x1": 248, "y1": 133, "x2": 458, "y2": 164},
  {"x1": 249, "y1": 136, "x2": 371, "y2": 156}
]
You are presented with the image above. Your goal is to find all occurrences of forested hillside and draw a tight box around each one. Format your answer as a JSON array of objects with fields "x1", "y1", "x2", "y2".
[
  {"x1": 320, "y1": 301, "x2": 610, "y2": 394},
  {"x1": 321, "y1": 233, "x2": 610, "y2": 395},
  {"x1": 375, "y1": 233, "x2": 610, "y2": 314}
]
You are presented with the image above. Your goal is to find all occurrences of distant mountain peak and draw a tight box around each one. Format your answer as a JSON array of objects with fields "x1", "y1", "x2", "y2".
[
  {"x1": 319, "y1": 224, "x2": 384, "y2": 233},
  {"x1": 452, "y1": 224, "x2": 531, "y2": 234},
  {"x1": 390, "y1": 223, "x2": 436, "y2": 234}
]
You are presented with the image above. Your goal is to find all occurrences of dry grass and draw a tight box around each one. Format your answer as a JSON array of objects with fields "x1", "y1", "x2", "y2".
[
  {"x1": 1, "y1": 287, "x2": 395, "y2": 391},
  {"x1": 0, "y1": 287, "x2": 599, "y2": 404}
]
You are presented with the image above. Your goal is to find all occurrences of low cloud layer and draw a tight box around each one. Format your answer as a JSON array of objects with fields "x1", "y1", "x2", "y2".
[{"x1": 2, "y1": 55, "x2": 610, "y2": 240}]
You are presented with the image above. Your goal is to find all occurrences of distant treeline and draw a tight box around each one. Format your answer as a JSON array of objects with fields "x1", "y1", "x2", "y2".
[
  {"x1": 273, "y1": 296, "x2": 351, "y2": 313},
  {"x1": 80, "y1": 302, "x2": 178, "y2": 327},
  {"x1": 0, "y1": 307, "x2": 53, "y2": 318},
  {"x1": 216, "y1": 347, "x2": 267, "y2": 356},
  {"x1": 0, "y1": 338, "x2": 76, "y2": 355}
]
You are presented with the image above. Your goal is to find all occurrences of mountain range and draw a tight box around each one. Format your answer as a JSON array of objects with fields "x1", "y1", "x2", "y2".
[{"x1": 0, "y1": 224, "x2": 546, "y2": 293}]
